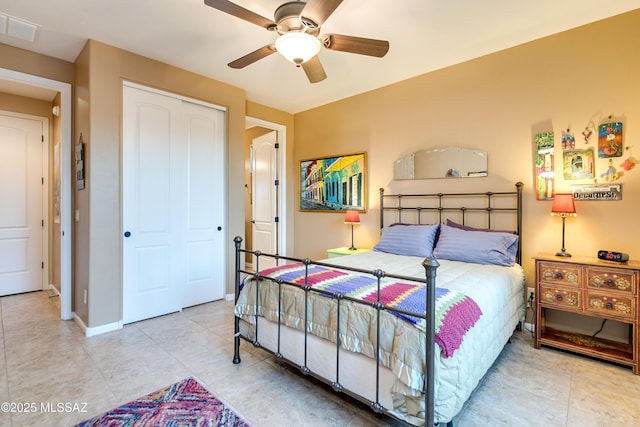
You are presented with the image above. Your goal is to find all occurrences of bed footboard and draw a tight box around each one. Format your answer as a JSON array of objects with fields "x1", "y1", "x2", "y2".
[{"x1": 232, "y1": 236, "x2": 438, "y2": 427}]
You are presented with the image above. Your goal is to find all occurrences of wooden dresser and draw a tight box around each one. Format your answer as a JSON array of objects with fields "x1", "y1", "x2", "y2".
[{"x1": 534, "y1": 254, "x2": 640, "y2": 374}]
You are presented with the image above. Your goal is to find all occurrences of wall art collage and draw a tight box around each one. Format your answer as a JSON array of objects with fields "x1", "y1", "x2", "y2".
[{"x1": 535, "y1": 116, "x2": 635, "y2": 201}]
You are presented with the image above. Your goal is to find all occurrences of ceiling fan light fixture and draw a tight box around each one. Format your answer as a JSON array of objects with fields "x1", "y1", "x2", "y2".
[{"x1": 275, "y1": 32, "x2": 321, "y2": 65}]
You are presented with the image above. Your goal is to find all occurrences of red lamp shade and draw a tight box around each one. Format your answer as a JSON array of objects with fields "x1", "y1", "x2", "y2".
[
  {"x1": 344, "y1": 210, "x2": 360, "y2": 250},
  {"x1": 550, "y1": 193, "x2": 577, "y2": 216},
  {"x1": 551, "y1": 193, "x2": 576, "y2": 257},
  {"x1": 344, "y1": 210, "x2": 361, "y2": 224}
]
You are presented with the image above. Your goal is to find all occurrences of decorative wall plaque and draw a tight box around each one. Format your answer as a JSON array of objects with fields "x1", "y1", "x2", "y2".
[{"x1": 571, "y1": 183, "x2": 622, "y2": 200}]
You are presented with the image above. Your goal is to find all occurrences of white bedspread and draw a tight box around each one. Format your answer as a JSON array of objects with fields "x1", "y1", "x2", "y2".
[{"x1": 325, "y1": 251, "x2": 525, "y2": 423}]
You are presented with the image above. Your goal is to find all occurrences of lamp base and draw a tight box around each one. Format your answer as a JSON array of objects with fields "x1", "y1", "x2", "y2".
[
  {"x1": 348, "y1": 223, "x2": 357, "y2": 251},
  {"x1": 555, "y1": 250, "x2": 572, "y2": 257}
]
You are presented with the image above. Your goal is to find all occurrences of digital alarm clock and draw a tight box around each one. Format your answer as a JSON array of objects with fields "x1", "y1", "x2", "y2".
[{"x1": 597, "y1": 250, "x2": 629, "y2": 263}]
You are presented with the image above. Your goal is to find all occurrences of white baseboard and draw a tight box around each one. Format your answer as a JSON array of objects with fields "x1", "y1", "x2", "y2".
[
  {"x1": 523, "y1": 322, "x2": 535, "y2": 333},
  {"x1": 73, "y1": 312, "x2": 123, "y2": 337},
  {"x1": 47, "y1": 284, "x2": 61, "y2": 296},
  {"x1": 225, "y1": 293, "x2": 235, "y2": 301}
]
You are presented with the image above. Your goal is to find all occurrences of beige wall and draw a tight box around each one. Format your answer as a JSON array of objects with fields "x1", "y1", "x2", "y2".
[
  {"x1": 73, "y1": 44, "x2": 90, "y2": 322},
  {"x1": 0, "y1": 44, "x2": 74, "y2": 85},
  {"x1": 293, "y1": 10, "x2": 640, "y2": 287},
  {"x1": 0, "y1": 92, "x2": 51, "y2": 115}
]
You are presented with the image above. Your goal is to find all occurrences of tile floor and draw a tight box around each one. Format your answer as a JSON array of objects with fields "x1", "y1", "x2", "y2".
[{"x1": 0, "y1": 291, "x2": 639, "y2": 426}]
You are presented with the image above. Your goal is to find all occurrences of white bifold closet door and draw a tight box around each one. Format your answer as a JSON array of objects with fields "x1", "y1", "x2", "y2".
[{"x1": 122, "y1": 83, "x2": 225, "y2": 324}]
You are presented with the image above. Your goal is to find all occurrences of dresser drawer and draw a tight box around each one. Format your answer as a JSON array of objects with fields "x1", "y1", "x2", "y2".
[
  {"x1": 539, "y1": 284, "x2": 581, "y2": 310},
  {"x1": 586, "y1": 267, "x2": 636, "y2": 294},
  {"x1": 538, "y1": 262, "x2": 581, "y2": 287},
  {"x1": 584, "y1": 291, "x2": 636, "y2": 320}
]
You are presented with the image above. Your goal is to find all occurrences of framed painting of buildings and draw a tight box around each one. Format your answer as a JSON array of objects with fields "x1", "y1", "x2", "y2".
[{"x1": 299, "y1": 152, "x2": 366, "y2": 212}]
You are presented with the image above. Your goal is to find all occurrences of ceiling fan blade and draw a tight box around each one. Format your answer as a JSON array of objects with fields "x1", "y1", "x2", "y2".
[
  {"x1": 228, "y1": 45, "x2": 276, "y2": 69},
  {"x1": 301, "y1": 56, "x2": 327, "y2": 83},
  {"x1": 204, "y1": 0, "x2": 276, "y2": 30},
  {"x1": 300, "y1": 0, "x2": 343, "y2": 27},
  {"x1": 322, "y1": 34, "x2": 390, "y2": 57}
]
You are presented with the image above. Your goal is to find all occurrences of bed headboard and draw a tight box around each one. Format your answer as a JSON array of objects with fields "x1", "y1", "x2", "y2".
[{"x1": 379, "y1": 182, "x2": 523, "y2": 263}]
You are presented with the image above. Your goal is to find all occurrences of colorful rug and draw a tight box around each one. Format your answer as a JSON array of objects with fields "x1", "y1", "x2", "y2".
[{"x1": 75, "y1": 377, "x2": 250, "y2": 426}]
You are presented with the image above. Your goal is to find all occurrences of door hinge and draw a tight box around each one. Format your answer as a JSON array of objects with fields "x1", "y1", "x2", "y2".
[
  {"x1": 274, "y1": 143, "x2": 279, "y2": 149},
  {"x1": 274, "y1": 179, "x2": 279, "y2": 186},
  {"x1": 274, "y1": 216, "x2": 279, "y2": 223},
  {"x1": 41, "y1": 135, "x2": 44, "y2": 143},
  {"x1": 41, "y1": 262, "x2": 44, "y2": 269},
  {"x1": 42, "y1": 219, "x2": 44, "y2": 227},
  {"x1": 42, "y1": 177, "x2": 44, "y2": 185}
]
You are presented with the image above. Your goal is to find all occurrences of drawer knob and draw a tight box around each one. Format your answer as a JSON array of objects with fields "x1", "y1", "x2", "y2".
[
  {"x1": 555, "y1": 272, "x2": 564, "y2": 280},
  {"x1": 605, "y1": 278, "x2": 615, "y2": 287},
  {"x1": 605, "y1": 301, "x2": 614, "y2": 310},
  {"x1": 556, "y1": 294, "x2": 563, "y2": 301}
]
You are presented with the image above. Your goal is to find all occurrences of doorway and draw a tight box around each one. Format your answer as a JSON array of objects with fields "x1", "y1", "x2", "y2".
[
  {"x1": 250, "y1": 130, "x2": 278, "y2": 270},
  {"x1": 245, "y1": 117, "x2": 287, "y2": 269},
  {"x1": 0, "y1": 68, "x2": 72, "y2": 320}
]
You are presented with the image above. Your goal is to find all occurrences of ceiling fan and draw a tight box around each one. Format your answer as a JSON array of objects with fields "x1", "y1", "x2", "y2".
[{"x1": 203, "y1": 0, "x2": 390, "y2": 83}]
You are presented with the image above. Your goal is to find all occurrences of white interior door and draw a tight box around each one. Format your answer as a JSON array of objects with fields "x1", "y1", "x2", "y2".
[
  {"x1": 251, "y1": 131, "x2": 278, "y2": 269},
  {"x1": 122, "y1": 84, "x2": 225, "y2": 324},
  {"x1": 123, "y1": 87, "x2": 181, "y2": 323},
  {"x1": 0, "y1": 113, "x2": 45, "y2": 295},
  {"x1": 181, "y1": 101, "x2": 225, "y2": 307}
]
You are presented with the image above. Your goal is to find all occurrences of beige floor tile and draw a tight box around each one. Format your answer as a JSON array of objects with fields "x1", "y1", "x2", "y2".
[{"x1": 1, "y1": 292, "x2": 640, "y2": 427}]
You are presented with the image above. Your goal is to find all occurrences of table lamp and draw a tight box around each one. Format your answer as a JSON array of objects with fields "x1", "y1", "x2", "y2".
[
  {"x1": 551, "y1": 193, "x2": 577, "y2": 257},
  {"x1": 344, "y1": 210, "x2": 360, "y2": 250}
]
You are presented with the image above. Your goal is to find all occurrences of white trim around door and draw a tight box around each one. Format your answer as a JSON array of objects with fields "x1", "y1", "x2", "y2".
[
  {"x1": 0, "y1": 68, "x2": 72, "y2": 320},
  {"x1": 246, "y1": 116, "x2": 287, "y2": 259}
]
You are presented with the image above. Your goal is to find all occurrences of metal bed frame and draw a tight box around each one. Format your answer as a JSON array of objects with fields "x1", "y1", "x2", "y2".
[
  {"x1": 233, "y1": 182, "x2": 523, "y2": 426},
  {"x1": 379, "y1": 182, "x2": 524, "y2": 264}
]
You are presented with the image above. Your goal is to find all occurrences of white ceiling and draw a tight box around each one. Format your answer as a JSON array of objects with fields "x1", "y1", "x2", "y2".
[{"x1": 1, "y1": 0, "x2": 639, "y2": 113}]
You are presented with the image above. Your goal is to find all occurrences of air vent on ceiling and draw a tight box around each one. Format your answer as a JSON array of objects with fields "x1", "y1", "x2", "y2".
[{"x1": 0, "y1": 12, "x2": 39, "y2": 43}]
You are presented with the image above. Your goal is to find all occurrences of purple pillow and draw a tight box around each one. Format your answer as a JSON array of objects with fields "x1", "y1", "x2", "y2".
[
  {"x1": 389, "y1": 222, "x2": 436, "y2": 227},
  {"x1": 434, "y1": 224, "x2": 519, "y2": 266},
  {"x1": 446, "y1": 219, "x2": 516, "y2": 234}
]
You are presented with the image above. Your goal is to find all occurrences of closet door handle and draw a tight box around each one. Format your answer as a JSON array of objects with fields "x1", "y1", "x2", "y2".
[{"x1": 124, "y1": 231, "x2": 132, "y2": 238}]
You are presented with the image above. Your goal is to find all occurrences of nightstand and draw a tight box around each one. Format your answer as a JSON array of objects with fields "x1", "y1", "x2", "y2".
[
  {"x1": 327, "y1": 247, "x2": 371, "y2": 258},
  {"x1": 534, "y1": 253, "x2": 640, "y2": 374}
]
